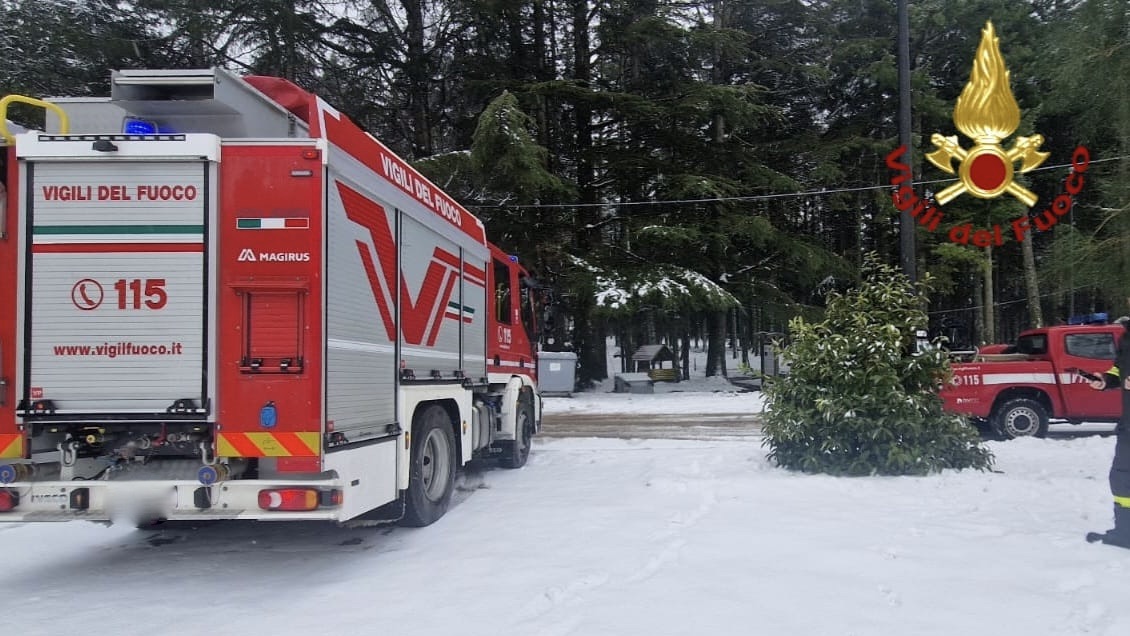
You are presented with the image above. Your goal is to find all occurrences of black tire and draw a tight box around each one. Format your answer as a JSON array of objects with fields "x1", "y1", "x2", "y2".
[
  {"x1": 970, "y1": 418, "x2": 995, "y2": 436},
  {"x1": 499, "y1": 393, "x2": 534, "y2": 469},
  {"x1": 134, "y1": 518, "x2": 167, "y2": 530},
  {"x1": 401, "y1": 405, "x2": 457, "y2": 527},
  {"x1": 993, "y1": 398, "x2": 1049, "y2": 439}
]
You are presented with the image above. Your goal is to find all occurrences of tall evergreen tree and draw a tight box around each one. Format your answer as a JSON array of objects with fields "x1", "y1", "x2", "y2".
[
  {"x1": 0, "y1": 0, "x2": 162, "y2": 103},
  {"x1": 469, "y1": 90, "x2": 574, "y2": 247},
  {"x1": 1038, "y1": 0, "x2": 1130, "y2": 313}
]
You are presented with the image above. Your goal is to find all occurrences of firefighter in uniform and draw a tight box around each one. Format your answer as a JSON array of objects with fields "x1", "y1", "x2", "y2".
[{"x1": 1086, "y1": 316, "x2": 1130, "y2": 548}]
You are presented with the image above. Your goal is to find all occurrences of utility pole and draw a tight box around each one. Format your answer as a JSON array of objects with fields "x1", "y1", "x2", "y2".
[{"x1": 897, "y1": 0, "x2": 916, "y2": 282}]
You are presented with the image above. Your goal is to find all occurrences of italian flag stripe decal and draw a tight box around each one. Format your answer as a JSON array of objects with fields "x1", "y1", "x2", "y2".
[
  {"x1": 237, "y1": 218, "x2": 310, "y2": 229},
  {"x1": 31, "y1": 224, "x2": 204, "y2": 253},
  {"x1": 446, "y1": 301, "x2": 475, "y2": 316},
  {"x1": 446, "y1": 301, "x2": 475, "y2": 323}
]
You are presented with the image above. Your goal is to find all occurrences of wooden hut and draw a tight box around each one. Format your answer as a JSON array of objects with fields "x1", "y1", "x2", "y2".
[{"x1": 631, "y1": 344, "x2": 679, "y2": 382}]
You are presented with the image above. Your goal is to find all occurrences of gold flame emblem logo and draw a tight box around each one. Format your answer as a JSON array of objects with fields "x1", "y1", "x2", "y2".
[{"x1": 927, "y1": 21, "x2": 1048, "y2": 206}]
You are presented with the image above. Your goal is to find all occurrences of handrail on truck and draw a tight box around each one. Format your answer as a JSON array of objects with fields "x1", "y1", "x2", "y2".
[{"x1": 0, "y1": 94, "x2": 70, "y2": 143}]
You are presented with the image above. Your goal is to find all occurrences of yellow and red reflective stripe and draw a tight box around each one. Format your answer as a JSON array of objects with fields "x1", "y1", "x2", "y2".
[
  {"x1": 216, "y1": 432, "x2": 320, "y2": 457},
  {"x1": 272, "y1": 432, "x2": 321, "y2": 456},
  {"x1": 218, "y1": 433, "x2": 263, "y2": 458},
  {"x1": 0, "y1": 434, "x2": 24, "y2": 458},
  {"x1": 1115, "y1": 495, "x2": 1130, "y2": 509}
]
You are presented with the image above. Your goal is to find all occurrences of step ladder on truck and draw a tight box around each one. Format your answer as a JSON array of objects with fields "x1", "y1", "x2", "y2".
[{"x1": 0, "y1": 69, "x2": 543, "y2": 525}]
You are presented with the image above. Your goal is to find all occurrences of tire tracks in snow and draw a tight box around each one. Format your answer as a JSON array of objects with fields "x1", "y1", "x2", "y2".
[
  {"x1": 518, "y1": 454, "x2": 723, "y2": 636},
  {"x1": 1052, "y1": 558, "x2": 1127, "y2": 635}
]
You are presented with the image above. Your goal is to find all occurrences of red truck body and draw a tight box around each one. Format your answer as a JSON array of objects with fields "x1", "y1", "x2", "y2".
[
  {"x1": 940, "y1": 324, "x2": 1122, "y2": 437},
  {"x1": 0, "y1": 69, "x2": 543, "y2": 524}
]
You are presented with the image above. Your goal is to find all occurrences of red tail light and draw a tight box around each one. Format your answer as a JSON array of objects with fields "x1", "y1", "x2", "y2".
[
  {"x1": 0, "y1": 489, "x2": 18, "y2": 512},
  {"x1": 258, "y1": 488, "x2": 319, "y2": 511}
]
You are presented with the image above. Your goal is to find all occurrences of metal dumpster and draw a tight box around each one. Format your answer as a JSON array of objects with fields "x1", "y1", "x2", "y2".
[{"x1": 537, "y1": 351, "x2": 577, "y2": 396}]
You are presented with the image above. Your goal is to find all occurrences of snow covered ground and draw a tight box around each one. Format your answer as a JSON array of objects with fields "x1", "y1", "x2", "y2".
[{"x1": 2, "y1": 383, "x2": 1129, "y2": 636}]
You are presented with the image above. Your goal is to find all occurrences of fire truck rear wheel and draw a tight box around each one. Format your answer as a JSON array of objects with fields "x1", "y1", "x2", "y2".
[
  {"x1": 402, "y1": 404, "x2": 457, "y2": 527},
  {"x1": 135, "y1": 518, "x2": 167, "y2": 530},
  {"x1": 994, "y1": 398, "x2": 1049, "y2": 439},
  {"x1": 499, "y1": 393, "x2": 535, "y2": 469}
]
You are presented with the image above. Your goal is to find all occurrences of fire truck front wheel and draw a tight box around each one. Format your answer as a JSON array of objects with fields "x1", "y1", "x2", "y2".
[
  {"x1": 993, "y1": 398, "x2": 1049, "y2": 439},
  {"x1": 402, "y1": 405, "x2": 457, "y2": 527}
]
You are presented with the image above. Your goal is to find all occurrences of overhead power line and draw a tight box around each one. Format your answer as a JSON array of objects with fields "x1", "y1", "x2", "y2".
[{"x1": 466, "y1": 154, "x2": 1130, "y2": 210}]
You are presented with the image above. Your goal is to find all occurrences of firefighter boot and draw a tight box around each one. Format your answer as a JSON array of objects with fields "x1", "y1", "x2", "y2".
[{"x1": 1097, "y1": 505, "x2": 1130, "y2": 549}]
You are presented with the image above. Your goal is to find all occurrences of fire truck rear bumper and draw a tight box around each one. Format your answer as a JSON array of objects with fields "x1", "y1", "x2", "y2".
[{"x1": 0, "y1": 479, "x2": 347, "y2": 523}]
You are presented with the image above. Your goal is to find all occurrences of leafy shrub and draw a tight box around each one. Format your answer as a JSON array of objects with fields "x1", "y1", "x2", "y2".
[{"x1": 761, "y1": 255, "x2": 993, "y2": 476}]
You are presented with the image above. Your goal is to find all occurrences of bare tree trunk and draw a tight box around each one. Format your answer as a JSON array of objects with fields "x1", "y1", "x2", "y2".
[
  {"x1": 973, "y1": 274, "x2": 984, "y2": 345},
  {"x1": 572, "y1": 0, "x2": 596, "y2": 237},
  {"x1": 1021, "y1": 228, "x2": 1043, "y2": 327},
  {"x1": 681, "y1": 326, "x2": 691, "y2": 380},
  {"x1": 401, "y1": 0, "x2": 432, "y2": 157},
  {"x1": 732, "y1": 307, "x2": 746, "y2": 365},
  {"x1": 983, "y1": 246, "x2": 996, "y2": 344},
  {"x1": 532, "y1": 0, "x2": 552, "y2": 160},
  {"x1": 643, "y1": 311, "x2": 657, "y2": 344},
  {"x1": 565, "y1": 0, "x2": 602, "y2": 384},
  {"x1": 573, "y1": 299, "x2": 607, "y2": 386},
  {"x1": 619, "y1": 328, "x2": 631, "y2": 373},
  {"x1": 705, "y1": 312, "x2": 727, "y2": 377}
]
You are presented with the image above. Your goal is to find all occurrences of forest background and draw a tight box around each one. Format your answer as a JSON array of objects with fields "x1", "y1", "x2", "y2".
[{"x1": 2, "y1": 0, "x2": 1127, "y2": 386}]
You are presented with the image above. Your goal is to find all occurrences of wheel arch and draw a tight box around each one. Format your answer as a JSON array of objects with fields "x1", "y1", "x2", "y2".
[
  {"x1": 991, "y1": 387, "x2": 1052, "y2": 419},
  {"x1": 493, "y1": 374, "x2": 539, "y2": 439},
  {"x1": 410, "y1": 398, "x2": 462, "y2": 462}
]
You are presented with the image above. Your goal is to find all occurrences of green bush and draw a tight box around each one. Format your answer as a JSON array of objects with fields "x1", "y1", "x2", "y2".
[{"x1": 761, "y1": 255, "x2": 993, "y2": 476}]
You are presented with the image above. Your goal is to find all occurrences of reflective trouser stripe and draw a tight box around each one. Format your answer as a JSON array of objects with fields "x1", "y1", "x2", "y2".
[{"x1": 1115, "y1": 495, "x2": 1130, "y2": 509}]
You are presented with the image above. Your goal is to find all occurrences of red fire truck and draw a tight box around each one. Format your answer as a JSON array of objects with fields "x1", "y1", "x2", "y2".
[
  {"x1": 941, "y1": 323, "x2": 1122, "y2": 438},
  {"x1": 0, "y1": 68, "x2": 542, "y2": 525}
]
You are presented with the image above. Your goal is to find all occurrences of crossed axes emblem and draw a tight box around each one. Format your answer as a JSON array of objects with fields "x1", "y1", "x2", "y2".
[{"x1": 926, "y1": 134, "x2": 1049, "y2": 207}]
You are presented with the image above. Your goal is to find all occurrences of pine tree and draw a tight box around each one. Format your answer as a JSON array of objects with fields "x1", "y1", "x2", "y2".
[
  {"x1": 470, "y1": 90, "x2": 572, "y2": 205},
  {"x1": 1037, "y1": 0, "x2": 1130, "y2": 313},
  {"x1": 762, "y1": 254, "x2": 994, "y2": 476},
  {"x1": 0, "y1": 0, "x2": 162, "y2": 102}
]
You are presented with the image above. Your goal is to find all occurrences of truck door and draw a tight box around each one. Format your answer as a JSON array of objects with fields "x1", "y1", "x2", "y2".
[
  {"x1": 16, "y1": 137, "x2": 217, "y2": 419},
  {"x1": 1057, "y1": 329, "x2": 1120, "y2": 419}
]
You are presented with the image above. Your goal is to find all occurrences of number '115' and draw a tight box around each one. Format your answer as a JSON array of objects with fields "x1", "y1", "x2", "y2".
[{"x1": 114, "y1": 278, "x2": 167, "y2": 310}]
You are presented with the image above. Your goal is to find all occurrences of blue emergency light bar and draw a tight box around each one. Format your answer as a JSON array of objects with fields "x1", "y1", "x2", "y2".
[
  {"x1": 1067, "y1": 312, "x2": 1108, "y2": 325},
  {"x1": 122, "y1": 118, "x2": 177, "y2": 135}
]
